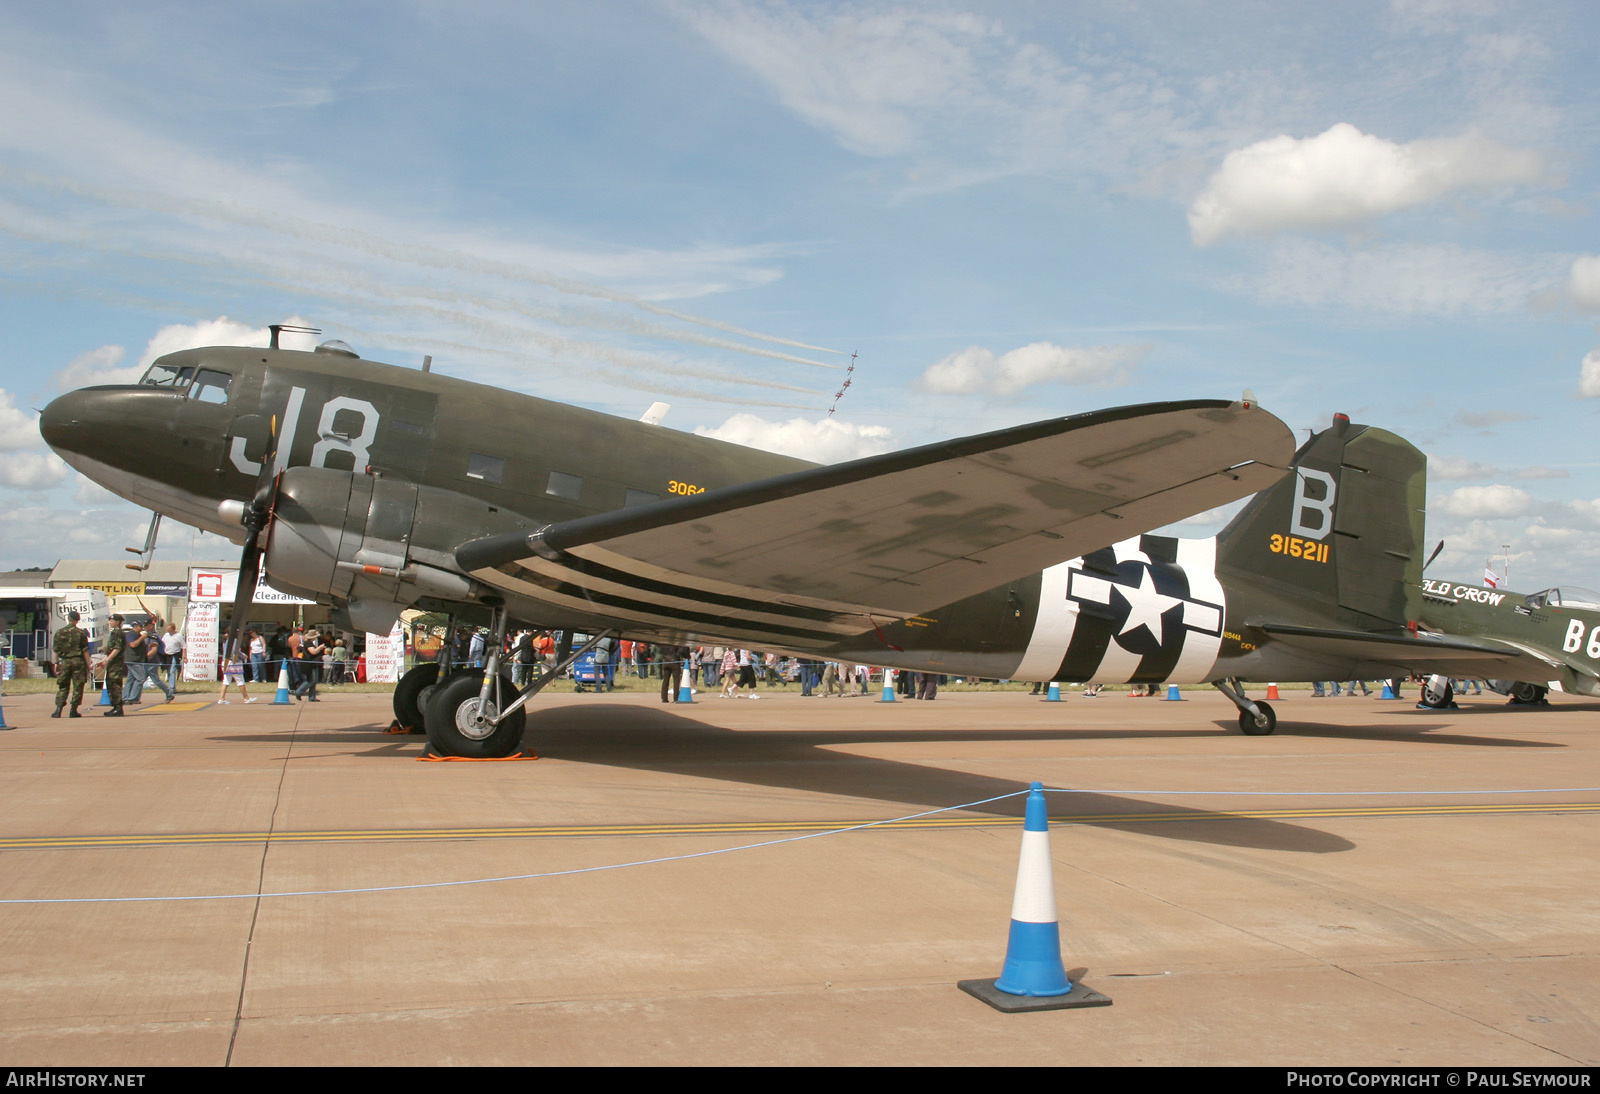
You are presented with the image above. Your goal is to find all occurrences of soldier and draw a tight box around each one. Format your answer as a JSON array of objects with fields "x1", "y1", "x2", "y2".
[
  {"x1": 101, "y1": 613, "x2": 126, "y2": 717},
  {"x1": 51, "y1": 609, "x2": 89, "y2": 719}
]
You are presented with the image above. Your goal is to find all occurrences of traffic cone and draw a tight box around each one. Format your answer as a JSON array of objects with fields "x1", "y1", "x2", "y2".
[
  {"x1": 98, "y1": 677, "x2": 110, "y2": 706},
  {"x1": 272, "y1": 659, "x2": 293, "y2": 705},
  {"x1": 1266, "y1": 682, "x2": 1281, "y2": 700},
  {"x1": 1044, "y1": 681, "x2": 1061, "y2": 702},
  {"x1": 878, "y1": 670, "x2": 898, "y2": 703},
  {"x1": 1379, "y1": 681, "x2": 1398, "y2": 700},
  {"x1": 958, "y1": 782, "x2": 1112, "y2": 1013},
  {"x1": 1163, "y1": 684, "x2": 1183, "y2": 701},
  {"x1": 676, "y1": 662, "x2": 694, "y2": 704},
  {"x1": 0, "y1": 684, "x2": 9, "y2": 730}
]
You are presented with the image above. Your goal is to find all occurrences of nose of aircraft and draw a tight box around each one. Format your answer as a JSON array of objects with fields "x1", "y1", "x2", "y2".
[{"x1": 38, "y1": 388, "x2": 90, "y2": 455}]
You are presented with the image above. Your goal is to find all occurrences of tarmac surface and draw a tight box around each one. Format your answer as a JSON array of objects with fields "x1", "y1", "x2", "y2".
[{"x1": 0, "y1": 681, "x2": 1595, "y2": 1067}]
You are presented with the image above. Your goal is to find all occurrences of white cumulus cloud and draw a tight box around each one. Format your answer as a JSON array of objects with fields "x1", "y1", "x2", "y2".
[
  {"x1": 693, "y1": 414, "x2": 895, "y2": 464},
  {"x1": 137, "y1": 316, "x2": 281, "y2": 368},
  {"x1": 52, "y1": 344, "x2": 138, "y2": 392},
  {"x1": 0, "y1": 451, "x2": 71, "y2": 489},
  {"x1": 1188, "y1": 123, "x2": 1547, "y2": 246},
  {"x1": 1579, "y1": 349, "x2": 1600, "y2": 398},
  {"x1": 0, "y1": 389, "x2": 42, "y2": 452},
  {"x1": 917, "y1": 342, "x2": 1145, "y2": 396},
  {"x1": 1435, "y1": 484, "x2": 1536, "y2": 519},
  {"x1": 1568, "y1": 256, "x2": 1600, "y2": 311}
]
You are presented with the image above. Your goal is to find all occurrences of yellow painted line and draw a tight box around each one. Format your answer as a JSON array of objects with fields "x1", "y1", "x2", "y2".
[
  {"x1": 133, "y1": 702, "x2": 213, "y2": 714},
  {"x1": 1, "y1": 801, "x2": 1596, "y2": 851}
]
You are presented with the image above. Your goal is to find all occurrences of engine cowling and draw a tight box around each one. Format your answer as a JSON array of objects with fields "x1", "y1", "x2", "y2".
[{"x1": 261, "y1": 466, "x2": 526, "y2": 633}]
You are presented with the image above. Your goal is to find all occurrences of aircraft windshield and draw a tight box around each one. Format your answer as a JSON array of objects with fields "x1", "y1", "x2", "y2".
[
  {"x1": 141, "y1": 363, "x2": 195, "y2": 389},
  {"x1": 1549, "y1": 587, "x2": 1600, "y2": 611}
]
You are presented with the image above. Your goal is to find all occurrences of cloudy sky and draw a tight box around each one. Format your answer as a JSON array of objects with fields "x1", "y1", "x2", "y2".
[{"x1": 2, "y1": 1, "x2": 1599, "y2": 589}]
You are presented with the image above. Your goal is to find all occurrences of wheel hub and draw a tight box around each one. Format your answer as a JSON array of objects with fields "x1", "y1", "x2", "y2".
[{"x1": 454, "y1": 698, "x2": 499, "y2": 740}]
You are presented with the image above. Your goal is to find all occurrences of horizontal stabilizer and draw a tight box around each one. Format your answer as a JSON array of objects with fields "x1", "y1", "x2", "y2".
[
  {"x1": 1258, "y1": 623, "x2": 1562, "y2": 679},
  {"x1": 458, "y1": 400, "x2": 1293, "y2": 647}
]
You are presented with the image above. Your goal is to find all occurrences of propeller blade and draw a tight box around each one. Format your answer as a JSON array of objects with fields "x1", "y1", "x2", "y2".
[
  {"x1": 1424, "y1": 540, "x2": 1445, "y2": 571},
  {"x1": 224, "y1": 410, "x2": 287, "y2": 662}
]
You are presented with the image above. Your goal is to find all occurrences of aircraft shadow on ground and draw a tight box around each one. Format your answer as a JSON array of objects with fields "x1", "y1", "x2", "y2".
[
  {"x1": 1223, "y1": 718, "x2": 1565, "y2": 748},
  {"x1": 483, "y1": 705, "x2": 1358, "y2": 855}
]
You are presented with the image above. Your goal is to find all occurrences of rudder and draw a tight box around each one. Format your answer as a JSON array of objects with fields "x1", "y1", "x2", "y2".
[{"x1": 1216, "y1": 415, "x2": 1425, "y2": 629}]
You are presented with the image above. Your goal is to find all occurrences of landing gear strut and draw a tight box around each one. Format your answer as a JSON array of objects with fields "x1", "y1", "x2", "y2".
[{"x1": 1213, "y1": 678, "x2": 1276, "y2": 735}]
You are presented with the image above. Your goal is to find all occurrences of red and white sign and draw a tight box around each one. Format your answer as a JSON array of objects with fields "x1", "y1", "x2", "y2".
[
  {"x1": 188, "y1": 568, "x2": 313, "y2": 604},
  {"x1": 364, "y1": 619, "x2": 406, "y2": 683}
]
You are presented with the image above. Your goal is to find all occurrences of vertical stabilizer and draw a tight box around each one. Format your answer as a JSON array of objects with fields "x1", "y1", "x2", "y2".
[{"x1": 1216, "y1": 416, "x2": 1426, "y2": 629}]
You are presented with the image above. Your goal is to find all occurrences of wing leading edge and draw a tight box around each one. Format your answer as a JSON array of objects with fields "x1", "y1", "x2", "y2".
[{"x1": 457, "y1": 399, "x2": 1294, "y2": 648}]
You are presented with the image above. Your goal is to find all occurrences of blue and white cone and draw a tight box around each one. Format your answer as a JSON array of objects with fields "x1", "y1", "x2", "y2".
[
  {"x1": 1379, "y1": 681, "x2": 1398, "y2": 700},
  {"x1": 959, "y1": 781, "x2": 1112, "y2": 1012},
  {"x1": 0, "y1": 683, "x2": 8, "y2": 729},
  {"x1": 994, "y1": 782, "x2": 1072, "y2": 997},
  {"x1": 1045, "y1": 681, "x2": 1061, "y2": 702},
  {"x1": 272, "y1": 659, "x2": 293, "y2": 705},
  {"x1": 676, "y1": 663, "x2": 694, "y2": 704},
  {"x1": 1163, "y1": 683, "x2": 1184, "y2": 701},
  {"x1": 98, "y1": 677, "x2": 111, "y2": 706},
  {"x1": 878, "y1": 670, "x2": 897, "y2": 703}
]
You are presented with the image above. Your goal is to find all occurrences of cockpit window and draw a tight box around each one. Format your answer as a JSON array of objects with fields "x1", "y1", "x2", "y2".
[
  {"x1": 187, "y1": 369, "x2": 232, "y2": 404},
  {"x1": 141, "y1": 363, "x2": 195, "y2": 388},
  {"x1": 1547, "y1": 587, "x2": 1600, "y2": 611}
]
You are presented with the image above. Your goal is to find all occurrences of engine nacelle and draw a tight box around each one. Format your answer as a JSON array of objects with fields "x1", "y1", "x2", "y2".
[{"x1": 263, "y1": 466, "x2": 527, "y2": 633}]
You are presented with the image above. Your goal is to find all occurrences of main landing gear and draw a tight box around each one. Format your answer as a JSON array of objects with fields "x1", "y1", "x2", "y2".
[
  {"x1": 1418, "y1": 675, "x2": 1455, "y2": 710},
  {"x1": 1213, "y1": 678, "x2": 1276, "y2": 735},
  {"x1": 417, "y1": 611, "x2": 615, "y2": 758},
  {"x1": 1507, "y1": 681, "x2": 1549, "y2": 705}
]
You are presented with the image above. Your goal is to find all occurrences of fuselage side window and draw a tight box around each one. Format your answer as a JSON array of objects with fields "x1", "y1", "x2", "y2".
[
  {"x1": 546, "y1": 471, "x2": 583, "y2": 501},
  {"x1": 467, "y1": 453, "x2": 505, "y2": 484},
  {"x1": 187, "y1": 369, "x2": 232, "y2": 404}
]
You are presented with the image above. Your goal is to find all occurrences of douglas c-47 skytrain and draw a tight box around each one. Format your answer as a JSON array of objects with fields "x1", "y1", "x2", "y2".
[{"x1": 38, "y1": 331, "x2": 1562, "y2": 756}]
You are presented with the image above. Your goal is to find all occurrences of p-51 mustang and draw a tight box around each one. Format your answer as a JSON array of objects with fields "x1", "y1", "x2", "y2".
[{"x1": 37, "y1": 333, "x2": 1509, "y2": 755}]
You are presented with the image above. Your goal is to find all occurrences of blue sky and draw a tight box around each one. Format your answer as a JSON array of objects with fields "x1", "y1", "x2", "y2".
[{"x1": 2, "y1": 1, "x2": 1598, "y2": 589}]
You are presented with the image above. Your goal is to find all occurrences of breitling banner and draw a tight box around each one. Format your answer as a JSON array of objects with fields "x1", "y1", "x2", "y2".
[{"x1": 364, "y1": 619, "x2": 405, "y2": 683}]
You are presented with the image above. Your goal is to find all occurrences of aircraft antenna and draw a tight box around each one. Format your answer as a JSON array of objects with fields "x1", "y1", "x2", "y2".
[
  {"x1": 268, "y1": 323, "x2": 320, "y2": 350},
  {"x1": 422, "y1": 355, "x2": 432, "y2": 373},
  {"x1": 827, "y1": 351, "x2": 858, "y2": 416}
]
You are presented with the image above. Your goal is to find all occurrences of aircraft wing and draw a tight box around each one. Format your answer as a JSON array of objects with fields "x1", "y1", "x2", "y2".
[
  {"x1": 457, "y1": 400, "x2": 1293, "y2": 648},
  {"x1": 1256, "y1": 623, "x2": 1566, "y2": 681}
]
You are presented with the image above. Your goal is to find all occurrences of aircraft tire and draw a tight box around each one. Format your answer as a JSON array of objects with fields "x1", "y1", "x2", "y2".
[
  {"x1": 392, "y1": 662, "x2": 441, "y2": 729},
  {"x1": 1238, "y1": 700, "x2": 1276, "y2": 735},
  {"x1": 424, "y1": 671, "x2": 526, "y2": 758},
  {"x1": 1509, "y1": 682, "x2": 1548, "y2": 705},
  {"x1": 1419, "y1": 677, "x2": 1454, "y2": 710}
]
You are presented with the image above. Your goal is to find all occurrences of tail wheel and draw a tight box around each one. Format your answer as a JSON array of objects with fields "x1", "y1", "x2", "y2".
[
  {"x1": 1239, "y1": 700, "x2": 1276, "y2": 735},
  {"x1": 1419, "y1": 676, "x2": 1454, "y2": 709},
  {"x1": 424, "y1": 670, "x2": 526, "y2": 758}
]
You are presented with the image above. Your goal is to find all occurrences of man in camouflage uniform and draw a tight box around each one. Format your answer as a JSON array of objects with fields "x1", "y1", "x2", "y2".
[
  {"x1": 51, "y1": 609, "x2": 88, "y2": 719},
  {"x1": 101, "y1": 613, "x2": 126, "y2": 717}
]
